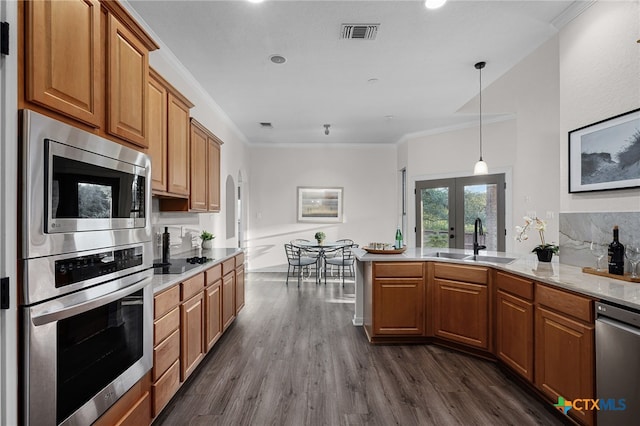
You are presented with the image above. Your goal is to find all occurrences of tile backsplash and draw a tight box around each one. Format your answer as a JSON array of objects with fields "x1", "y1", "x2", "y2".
[{"x1": 559, "y1": 212, "x2": 640, "y2": 269}]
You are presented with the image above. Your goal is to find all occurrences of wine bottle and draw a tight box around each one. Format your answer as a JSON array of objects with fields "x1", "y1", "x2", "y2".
[
  {"x1": 608, "y1": 225, "x2": 625, "y2": 275},
  {"x1": 395, "y1": 228, "x2": 403, "y2": 249}
]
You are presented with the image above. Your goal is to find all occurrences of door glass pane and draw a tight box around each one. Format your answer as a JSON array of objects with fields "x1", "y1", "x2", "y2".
[
  {"x1": 463, "y1": 184, "x2": 498, "y2": 251},
  {"x1": 420, "y1": 187, "x2": 449, "y2": 248}
]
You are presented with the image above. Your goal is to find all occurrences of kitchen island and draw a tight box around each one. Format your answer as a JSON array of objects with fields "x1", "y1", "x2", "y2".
[{"x1": 353, "y1": 247, "x2": 640, "y2": 426}]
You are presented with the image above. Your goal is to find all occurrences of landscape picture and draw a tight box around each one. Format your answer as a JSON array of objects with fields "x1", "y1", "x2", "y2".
[
  {"x1": 569, "y1": 109, "x2": 640, "y2": 193},
  {"x1": 297, "y1": 187, "x2": 343, "y2": 223}
]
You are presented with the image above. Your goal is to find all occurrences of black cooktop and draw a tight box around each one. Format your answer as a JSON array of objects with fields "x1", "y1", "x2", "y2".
[{"x1": 153, "y1": 257, "x2": 213, "y2": 274}]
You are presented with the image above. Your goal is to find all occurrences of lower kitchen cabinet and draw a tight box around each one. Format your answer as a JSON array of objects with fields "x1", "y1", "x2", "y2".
[
  {"x1": 432, "y1": 263, "x2": 489, "y2": 350},
  {"x1": 205, "y1": 280, "x2": 222, "y2": 351},
  {"x1": 235, "y1": 264, "x2": 245, "y2": 314},
  {"x1": 495, "y1": 271, "x2": 534, "y2": 381},
  {"x1": 180, "y1": 291, "x2": 205, "y2": 380},
  {"x1": 535, "y1": 292, "x2": 595, "y2": 426},
  {"x1": 94, "y1": 374, "x2": 151, "y2": 426},
  {"x1": 371, "y1": 262, "x2": 425, "y2": 336},
  {"x1": 222, "y1": 258, "x2": 236, "y2": 330}
]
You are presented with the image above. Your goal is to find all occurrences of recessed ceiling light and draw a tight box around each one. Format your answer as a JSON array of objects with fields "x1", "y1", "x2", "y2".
[
  {"x1": 425, "y1": 0, "x2": 447, "y2": 9},
  {"x1": 269, "y1": 54, "x2": 286, "y2": 64},
  {"x1": 248, "y1": 0, "x2": 264, "y2": 4},
  {"x1": 385, "y1": 115, "x2": 394, "y2": 120}
]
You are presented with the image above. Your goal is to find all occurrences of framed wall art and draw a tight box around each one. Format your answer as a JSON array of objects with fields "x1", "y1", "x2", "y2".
[
  {"x1": 569, "y1": 108, "x2": 640, "y2": 193},
  {"x1": 297, "y1": 187, "x2": 343, "y2": 223}
]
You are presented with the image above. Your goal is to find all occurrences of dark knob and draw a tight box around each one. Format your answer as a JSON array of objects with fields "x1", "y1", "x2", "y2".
[{"x1": 449, "y1": 234, "x2": 454, "y2": 239}]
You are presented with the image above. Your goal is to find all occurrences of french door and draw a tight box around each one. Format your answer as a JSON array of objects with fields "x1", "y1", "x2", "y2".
[{"x1": 415, "y1": 174, "x2": 505, "y2": 251}]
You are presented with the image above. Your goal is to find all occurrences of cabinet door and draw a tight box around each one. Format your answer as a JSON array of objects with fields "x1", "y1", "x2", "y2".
[
  {"x1": 222, "y1": 272, "x2": 236, "y2": 331},
  {"x1": 26, "y1": 0, "x2": 102, "y2": 127},
  {"x1": 180, "y1": 292, "x2": 204, "y2": 381},
  {"x1": 189, "y1": 123, "x2": 208, "y2": 211},
  {"x1": 148, "y1": 73, "x2": 168, "y2": 191},
  {"x1": 535, "y1": 306, "x2": 595, "y2": 426},
  {"x1": 433, "y1": 278, "x2": 488, "y2": 349},
  {"x1": 167, "y1": 93, "x2": 191, "y2": 196},
  {"x1": 107, "y1": 14, "x2": 148, "y2": 147},
  {"x1": 205, "y1": 281, "x2": 222, "y2": 352},
  {"x1": 207, "y1": 137, "x2": 221, "y2": 212},
  {"x1": 373, "y1": 278, "x2": 424, "y2": 335},
  {"x1": 496, "y1": 290, "x2": 533, "y2": 381},
  {"x1": 235, "y1": 266, "x2": 245, "y2": 314}
]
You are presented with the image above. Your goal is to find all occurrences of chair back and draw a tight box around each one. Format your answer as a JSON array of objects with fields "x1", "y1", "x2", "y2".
[{"x1": 284, "y1": 243, "x2": 301, "y2": 264}]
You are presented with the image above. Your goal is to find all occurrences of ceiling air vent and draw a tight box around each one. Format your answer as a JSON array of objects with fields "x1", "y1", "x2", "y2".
[
  {"x1": 341, "y1": 24, "x2": 379, "y2": 40},
  {"x1": 259, "y1": 122, "x2": 273, "y2": 128}
]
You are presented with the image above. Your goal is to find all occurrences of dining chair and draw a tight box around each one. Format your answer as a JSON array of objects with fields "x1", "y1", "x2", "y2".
[
  {"x1": 284, "y1": 243, "x2": 317, "y2": 287},
  {"x1": 323, "y1": 243, "x2": 357, "y2": 287}
]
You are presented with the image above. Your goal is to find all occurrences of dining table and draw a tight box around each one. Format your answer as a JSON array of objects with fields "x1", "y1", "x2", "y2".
[{"x1": 292, "y1": 240, "x2": 351, "y2": 284}]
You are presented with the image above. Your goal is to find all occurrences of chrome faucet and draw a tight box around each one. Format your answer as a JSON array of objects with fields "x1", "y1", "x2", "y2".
[{"x1": 473, "y1": 218, "x2": 486, "y2": 255}]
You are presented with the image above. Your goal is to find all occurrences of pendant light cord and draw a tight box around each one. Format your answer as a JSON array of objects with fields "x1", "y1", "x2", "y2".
[{"x1": 479, "y1": 64, "x2": 483, "y2": 161}]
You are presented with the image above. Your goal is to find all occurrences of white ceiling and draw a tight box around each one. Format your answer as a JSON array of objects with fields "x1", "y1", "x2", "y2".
[{"x1": 127, "y1": 0, "x2": 587, "y2": 145}]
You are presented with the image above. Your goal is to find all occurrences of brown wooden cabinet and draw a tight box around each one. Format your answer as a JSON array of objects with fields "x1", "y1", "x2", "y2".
[
  {"x1": 235, "y1": 264, "x2": 245, "y2": 314},
  {"x1": 25, "y1": 0, "x2": 103, "y2": 127},
  {"x1": 370, "y1": 262, "x2": 425, "y2": 336},
  {"x1": 204, "y1": 264, "x2": 223, "y2": 352},
  {"x1": 189, "y1": 119, "x2": 222, "y2": 212},
  {"x1": 106, "y1": 13, "x2": 148, "y2": 147},
  {"x1": 535, "y1": 284, "x2": 595, "y2": 426},
  {"x1": 148, "y1": 68, "x2": 194, "y2": 199},
  {"x1": 180, "y1": 273, "x2": 205, "y2": 381},
  {"x1": 93, "y1": 375, "x2": 151, "y2": 426},
  {"x1": 151, "y1": 285, "x2": 180, "y2": 417},
  {"x1": 22, "y1": 0, "x2": 159, "y2": 148},
  {"x1": 222, "y1": 258, "x2": 236, "y2": 331},
  {"x1": 432, "y1": 263, "x2": 489, "y2": 350},
  {"x1": 495, "y1": 271, "x2": 534, "y2": 381}
]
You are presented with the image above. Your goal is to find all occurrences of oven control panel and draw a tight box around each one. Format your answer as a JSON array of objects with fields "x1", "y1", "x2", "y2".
[{"x1": 55, "y1": 247, "x2": 143, "y2": 288}]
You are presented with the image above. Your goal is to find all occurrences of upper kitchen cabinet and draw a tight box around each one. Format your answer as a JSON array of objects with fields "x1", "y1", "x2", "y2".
[
  {"x1": 25, "y1": 0, "x2": 103, "y2": 127},
  {"x1": 21, "y1": 0, "x2": 159, "y2": 148},
  {"x1": 190, "y1": 119, "x2": 223, "y2": 212},
  {"x1": 148, "y1": 68, "x2": 194, "y2": 199}
]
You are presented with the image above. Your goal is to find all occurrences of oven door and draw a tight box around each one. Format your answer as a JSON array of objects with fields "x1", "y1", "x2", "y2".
[{"x1": 23, "y1": 275, "x2": 153, "y2": 426}]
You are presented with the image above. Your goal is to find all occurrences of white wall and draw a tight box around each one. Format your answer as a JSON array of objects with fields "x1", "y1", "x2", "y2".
[
  {"x1": 247, "y1": 144, "x2": 397, "y2": 271},
  {"x1": 403, "y1": 37, "x2": 561, "y2": 255},
  {"x1": 559, "y1": 0, "x2": 640, "y2": 212}
]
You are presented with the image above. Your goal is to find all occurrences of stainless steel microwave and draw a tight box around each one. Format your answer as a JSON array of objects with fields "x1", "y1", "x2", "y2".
[{"x1": 21, "y1": 110, "x2": 152, "y2": 259}]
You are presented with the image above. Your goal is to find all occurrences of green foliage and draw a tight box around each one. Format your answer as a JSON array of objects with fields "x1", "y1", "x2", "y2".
[
  {"x1": 427, "y1": 233, "x2": 448, "y2": 248},
  {"x1": 314, "y1": 231, "x2": 326, "y2": 241},
  {"x1": 200, "y1": 230, "x2": 215, "y2": 241}
]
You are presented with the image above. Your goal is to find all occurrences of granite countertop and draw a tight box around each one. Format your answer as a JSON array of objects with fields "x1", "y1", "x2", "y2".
[
  {"x1": 354, "y1": 247, "x2": 640, "y2": 311},
  {"x1": 151, "y1": 247, "x2": 242, "y2": 295}
]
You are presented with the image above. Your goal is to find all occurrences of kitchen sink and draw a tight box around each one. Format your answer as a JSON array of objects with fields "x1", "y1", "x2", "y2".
[
  {"x1": 433, "y1": 252, "x2": 472, "y2": 260},
  {"x1": 469, "y1": 255, "x2": 516, "y2": 264}
]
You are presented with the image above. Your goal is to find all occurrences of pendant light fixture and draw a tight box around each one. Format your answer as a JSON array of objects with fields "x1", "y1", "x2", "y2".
[{"x1": 473, "y1": 61, "x2": 488, "y2": 175}]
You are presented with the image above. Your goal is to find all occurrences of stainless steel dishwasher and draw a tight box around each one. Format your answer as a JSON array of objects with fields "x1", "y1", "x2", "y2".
[{"x1": 595, "y1": 301, "x2": 640, "y2": 425}]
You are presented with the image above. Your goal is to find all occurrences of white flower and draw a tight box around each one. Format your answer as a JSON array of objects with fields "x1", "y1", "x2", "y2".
[{"x1": 534, "y1": 218, "x2": 547, "y2": 232}]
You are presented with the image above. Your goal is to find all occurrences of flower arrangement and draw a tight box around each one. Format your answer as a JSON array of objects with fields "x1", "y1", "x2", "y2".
[
  {"x1": 515, "y1": 216, "x2": 559, "y2": 254},
  {"x1": 314, "y1": 231, "x2": 326, "y2": 242}
]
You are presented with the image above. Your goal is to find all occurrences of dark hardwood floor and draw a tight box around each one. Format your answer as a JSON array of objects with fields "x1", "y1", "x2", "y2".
[{"x1": 153, "y1": 272, "x2": 564, "y2": 426}]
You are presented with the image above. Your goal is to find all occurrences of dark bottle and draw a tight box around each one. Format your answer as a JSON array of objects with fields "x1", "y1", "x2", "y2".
[
  {"x1": 608, "y1": 225, "x2": 625, "y2": 275},
  {"x1": 395, "y1": 228, "x2": 403, "y2": 249},
  {"x1": 162, "y1": 227, "x2": 171, "y2": 264}
]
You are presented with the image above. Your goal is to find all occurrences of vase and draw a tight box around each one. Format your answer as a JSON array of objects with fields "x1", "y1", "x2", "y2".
[
  {"x1": 536, "y1": 248, "x2": 553, "y2": 262},
  {"x1": 316, "y1": 239, "x2": 324, "y2": 246},
  {"x1": 202, "y1": 240, "x2": 213, "y2": 250}
]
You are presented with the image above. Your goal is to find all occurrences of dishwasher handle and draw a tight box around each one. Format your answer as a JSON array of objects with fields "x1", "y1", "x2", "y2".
[{"x1": 596, "y1": 301, "x2": 640, "y2": 328}]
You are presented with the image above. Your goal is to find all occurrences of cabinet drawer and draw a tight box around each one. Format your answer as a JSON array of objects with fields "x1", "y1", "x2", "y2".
[
  {"x1": 536, "y1": 284, "x2": 593, "y2": 323},
  {"x1": 374, "y1": 262, "x2": 424, "y2": 278},
  {"x1": 152, "y1": 359, "x2": 180, "y2": 417},
  {"x1": 153, "y1": 328, "x2": 180, "y2": 381},
  {"x1": 206, "y1": 264, "x2": 222, "y2": 285},
  {"x1": 154, "y1": 306, "x2": 179, "y2": 344},
  {"x1": 433, "y1": 263, "x2": 488, "y2": 285},
  {"x1": 222, "y1": 258, "x2": 235, "y2": 275},
  {"x1": 181, "y1": 273, "x2": 204, "y2": 301},
  {"x1": 154, "y1": 285, "x2": 179, "y2": 319},
  {"x1": 496, "y1": 271, "x2": 533, "y2": 301},
  {"x1": 114, "y1": 391, "x2": 151, "y2": 426},
  {"x1": 235, "y1": 252, "x2": 245, "y2": 267}
]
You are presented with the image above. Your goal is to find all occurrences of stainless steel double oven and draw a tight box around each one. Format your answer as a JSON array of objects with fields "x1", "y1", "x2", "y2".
[{"x1": 20, "y1": 110, "x2": 153, "y2": 425}]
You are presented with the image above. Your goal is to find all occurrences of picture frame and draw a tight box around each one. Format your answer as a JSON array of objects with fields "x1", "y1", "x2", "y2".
[
  {"x1": 569, "y1": 108, "x2": 640, "y2": 193},
  {"x1": 297, "y1": 187, "x2": 343, "y2": 223}
]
